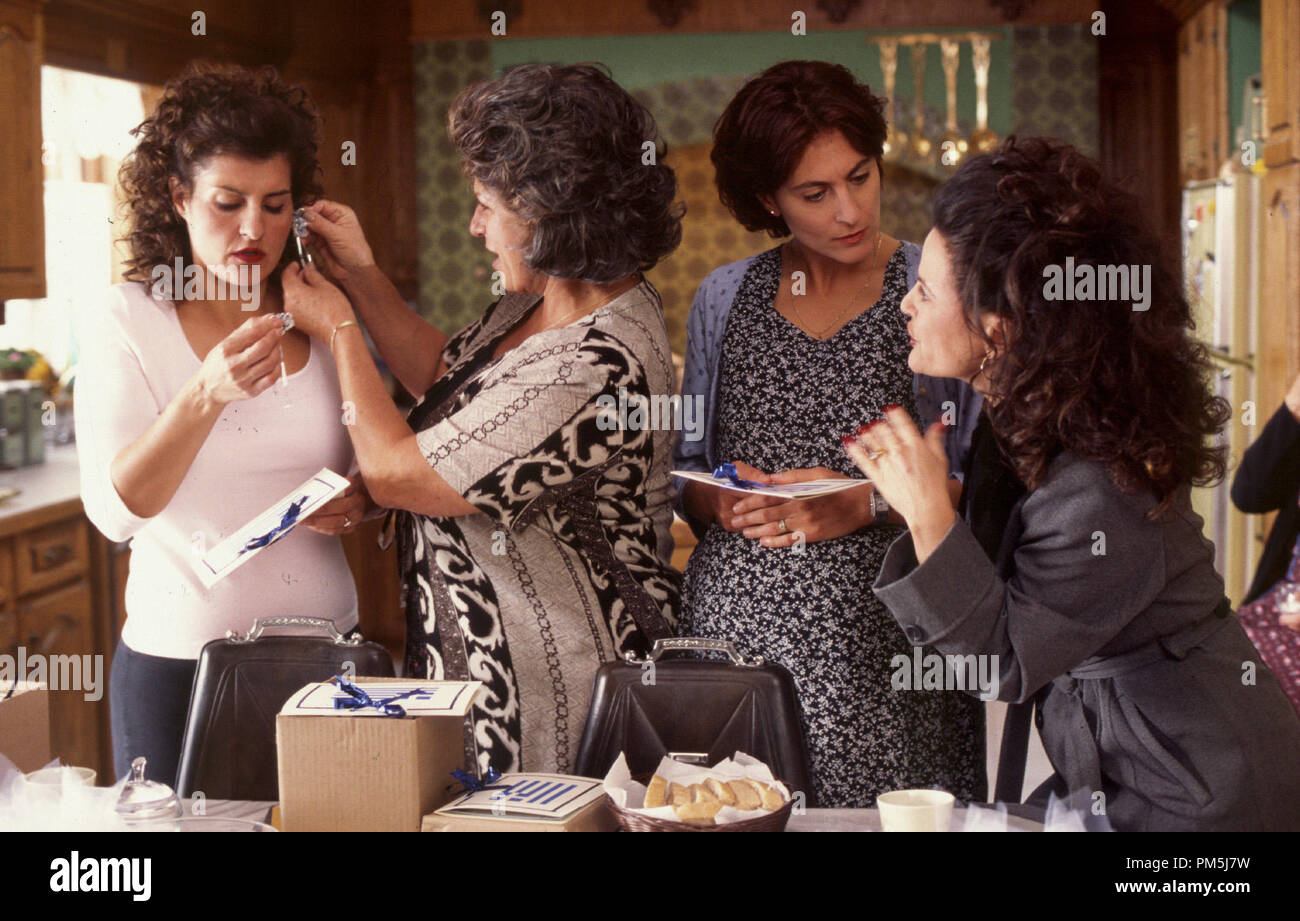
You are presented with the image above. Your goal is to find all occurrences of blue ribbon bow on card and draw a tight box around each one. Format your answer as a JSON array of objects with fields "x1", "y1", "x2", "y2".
[
  {"x1": 448, "y1": 767, "x2": 508, "y2": 796},
  {"x1": 241, "y1": 496, "x2": 308, "y2": 553},
  {"x1": 712, "y1": 463, "x2": 765, "y2": 489},
  {"x1": 330, "y1": 675, "x2": 422, "y2": 717}
]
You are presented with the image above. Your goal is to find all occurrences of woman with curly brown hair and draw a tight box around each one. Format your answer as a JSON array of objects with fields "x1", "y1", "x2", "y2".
[
  {"x1": 283, "y1": 63, "x2": 682, "y2": 776},
  {"x1": 75, "y1": 63, "x2": 364, "y2": 785},
  {"x1": 847, "y1": 137, "x2": 1300, "y2": 830}
]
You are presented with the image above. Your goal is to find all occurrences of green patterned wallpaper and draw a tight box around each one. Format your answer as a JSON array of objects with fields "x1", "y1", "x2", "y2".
[
  {"x1": 413, "y1": 41, "x2": 493, "y2": 335},
  {"x1": 1010, "y1": 25, "x2": 1098, "y2": 157}
]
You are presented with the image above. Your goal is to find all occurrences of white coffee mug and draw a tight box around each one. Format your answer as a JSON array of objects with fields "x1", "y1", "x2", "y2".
[{"x1": 877, "y1": 789, "x2": 955, "y2": 832}]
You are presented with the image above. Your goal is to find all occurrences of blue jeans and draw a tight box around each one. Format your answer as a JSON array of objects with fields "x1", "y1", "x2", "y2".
[{"x1": 109, "y1": 638, "x2": 197, "y2": 786}]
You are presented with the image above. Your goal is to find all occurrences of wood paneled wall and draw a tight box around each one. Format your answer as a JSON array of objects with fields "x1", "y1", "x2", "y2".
[
  {"x1": 41, "y1": 0, "x2": 418, "y2": 299},
  {"x1": 1177, "y1": 0, "x2": 1231, "y2": 183},
  {"x1": 412, "y1": 0, "x2": 1102, "y2": 40},
  {"x1": 1098, "y1": 0, "x2": 1182, "y2": 255}
]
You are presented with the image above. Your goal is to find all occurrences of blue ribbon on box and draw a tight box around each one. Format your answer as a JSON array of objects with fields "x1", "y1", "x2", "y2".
[
  {"x1": 241, "y1": 495, "x2": 308, "y2": 553},
  {"x1": 330, "y1": 675, "x2": 421, "y2": 717},
  {"x1": 712, "y1": 462, "x2": 765, "y2": 489},
  {"x1": 448, "y1": 767, "x2": 508, "y2": 796}
]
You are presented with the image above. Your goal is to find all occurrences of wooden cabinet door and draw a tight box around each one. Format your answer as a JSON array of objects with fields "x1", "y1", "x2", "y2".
[
  {"x1": 1263, "y1": 0, "x2": 1300, "y2": 166},
  {"x1": 1259, "y1": 164, "x2": 1300, "y2": 418},
  {"x1": 1178, "y1": 3, "x2": 1230, "y2": 183},
  {"x1": 1255, "y1": 162, "x2": 1300, "y2": 550},
  {"x1": 16, "y1": 580, "x2": 100, "y2": 776},
  {"x1": 0, "y1": 0, "x2": 45, "y2": 300}
]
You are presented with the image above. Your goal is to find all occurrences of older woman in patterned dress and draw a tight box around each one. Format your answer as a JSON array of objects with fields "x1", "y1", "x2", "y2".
[{"x1": 282, "y1": 63, "x2": 683, "y2": 776}]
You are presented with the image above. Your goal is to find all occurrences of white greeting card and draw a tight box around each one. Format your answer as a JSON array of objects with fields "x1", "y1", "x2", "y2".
[
  {"x1": 671, "y1": 470, "x2": 870, "y2": 500},
  {"x1": 196, "y1": 467, "x2": 350, "y2": 588}
]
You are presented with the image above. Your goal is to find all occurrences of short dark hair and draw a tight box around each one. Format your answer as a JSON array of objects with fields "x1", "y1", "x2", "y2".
[
  {"x1": 932, "y1": 136, "x2": 1229, "y2": 514},
  {"x1": 118, "y1": 62, "x2": 322, "y2": 283},
  {"x1": 448, "y1": 62, "x2": 683, "y2": 284},
  {"x1": 711, "y1": 60, "x2": 888, "y2": 237}
]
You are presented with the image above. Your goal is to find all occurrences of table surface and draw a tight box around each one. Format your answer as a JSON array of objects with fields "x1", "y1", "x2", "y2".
[{"x1": 194, "y1": 799, "x2": 1044, "y2": 832}]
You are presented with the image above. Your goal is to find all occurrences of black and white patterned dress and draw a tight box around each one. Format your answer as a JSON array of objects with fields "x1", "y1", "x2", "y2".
[
  {"x1": 679, "y1": 246, "x2": 985, "y2": 807},
  {"x1": 397, "y1": 282, "x2": 680, "y2": 776}
]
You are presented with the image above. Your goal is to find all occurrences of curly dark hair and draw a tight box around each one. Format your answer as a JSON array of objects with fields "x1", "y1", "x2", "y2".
[
  {"x1": 711, "y1": 60, "x2": 888, "y2": 238},
  {"x1": 448, "y1": 62, "x2": 683, "y2": 284},
  {"x1": 117, "y1": 61, "x2": 323, "y2": 283},
  {"x1": 932, "y1": 136, "x2": 1229, "y2": 515}
]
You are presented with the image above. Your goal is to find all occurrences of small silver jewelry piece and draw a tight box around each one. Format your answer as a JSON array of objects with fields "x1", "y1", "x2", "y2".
[
  {"x1": 778, "y1": 518, "x2": 788, "y2": 533},
  {"x1": 343, "y1": 516, "x2": 352, "y2": 529},
  {"x1": 293, "y1": 208, "x2": 313, "y2": 268},
  {"x1": 870, "y1": 490, "x2": 891, "y2": 524}
]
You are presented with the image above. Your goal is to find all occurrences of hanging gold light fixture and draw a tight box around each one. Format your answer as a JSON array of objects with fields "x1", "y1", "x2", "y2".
[
  {"x1": 909, "y1": 42, "x2": 932, "y2": 161},
  {"x1": 866, "y1": 31, "x2": 1001, "y2": 177},
  {"x1": 939, "y1": 38, "x2": 968, "y2": 169},
  {"x1": 968, "y1": 36, "x2": 999, "y2": 155},
  {"x1": 879, "y1": 39, "x2": 904, "y2": 161}
]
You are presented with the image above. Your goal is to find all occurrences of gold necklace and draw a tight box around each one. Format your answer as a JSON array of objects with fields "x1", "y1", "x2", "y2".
[
  {"x1": 532, "y1": 279, "x2": 638, "y2": 336},
  {"x1": 787, "y1": 231, "x2": 884, "y2": 340}
]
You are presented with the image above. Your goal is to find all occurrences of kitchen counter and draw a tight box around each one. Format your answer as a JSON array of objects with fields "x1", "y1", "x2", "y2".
[{"x1": 0, "y1": 442, "x2": 84, "y2": 538}]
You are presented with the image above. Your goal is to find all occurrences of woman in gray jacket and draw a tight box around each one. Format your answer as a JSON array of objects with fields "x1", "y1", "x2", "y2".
[{"x1": 847, "y1": 137, "x2": 1300, "y2": 831}]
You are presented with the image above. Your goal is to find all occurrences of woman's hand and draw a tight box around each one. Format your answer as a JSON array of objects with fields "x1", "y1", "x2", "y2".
[
  {"x1": 300, "y1": 474, "x2": 369, "y2": 536},
  {"x1": 282, "y1": 262, "x2": 356, "y2": 344},
  {"x1": 194, "y1": 314, "x2": 285, "y2": 408},
  {"x1": 684, "y1": 460, "x2": 781, "y2": 531},
  {"x1": 299, "y1": 200, "x2": 375, "y2": 282},
  {"x1": 730, "y1": 467, "x2": 874, "y2": 548},
  {"x1": 843, "y1": 405, "x2": 956, "y2": 561}
]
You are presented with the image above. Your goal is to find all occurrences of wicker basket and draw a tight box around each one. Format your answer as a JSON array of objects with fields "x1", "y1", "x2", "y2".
[{"x1": 606, "y1": 776, "x2": 795, "y2": 832}]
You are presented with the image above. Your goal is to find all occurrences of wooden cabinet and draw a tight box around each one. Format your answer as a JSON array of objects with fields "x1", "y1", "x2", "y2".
[
  {"x1": 1259, "y1": 163, "x2": 1300, "y2": 418},
  {"x1": 1262, "y1": 0, "x2": 1300, "y2": 167},
  {"x1": 1254, "y1": 161, "x2": 1300, "y2": 549},
  {"x1": 16, "y1": 518, "x2": 89, "y2": 595},
  {"x1": 17, "y1": 578, "x2": 96, "y2": 770},
  {"x1": 1178, "y1": 1, "x2": 1230, "y2": 183},
  {"x1": 0, "y1": 0, "x2": 46, "y2": 301},
  {"x1": 0, "y1": 510, "x2": 106, "y2": 776}
]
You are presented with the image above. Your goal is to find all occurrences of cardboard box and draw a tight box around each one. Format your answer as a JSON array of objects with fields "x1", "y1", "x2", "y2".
[
  {"x1": 421, "y1": 773, "x2": 618, "y2": 832},
  {"x1": 275, "y1": 677, "x2": 481, "y2": 832},
  {"x1": 0, "y1": 681, "x2": 52, "y2": 772}
]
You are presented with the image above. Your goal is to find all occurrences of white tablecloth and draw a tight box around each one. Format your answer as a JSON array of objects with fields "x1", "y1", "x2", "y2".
[{"x1": 187, "y1": 800, "x2": 1043, "y2": 831}]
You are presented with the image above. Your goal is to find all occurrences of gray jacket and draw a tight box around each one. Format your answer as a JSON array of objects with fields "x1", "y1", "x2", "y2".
[{"x1": 874, "y1": 450, "x2": 1300, "y2": 830}]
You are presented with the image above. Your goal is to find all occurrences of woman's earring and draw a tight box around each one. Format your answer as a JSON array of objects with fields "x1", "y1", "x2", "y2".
[
  {"x1": 769, "y1": 209, "x2": 779, "y2": 216},
  {"x1": 978, "y1": 351, "x2": 994, "y2": 375}
]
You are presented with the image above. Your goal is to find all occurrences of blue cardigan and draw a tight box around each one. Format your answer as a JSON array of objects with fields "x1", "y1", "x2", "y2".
[{"x1": 672, "y1": 242, "x2": 983, "y2": 531}]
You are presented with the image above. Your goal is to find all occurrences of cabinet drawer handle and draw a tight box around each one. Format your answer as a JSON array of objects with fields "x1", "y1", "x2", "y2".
[
  {"x1": 33, "y1": 543, "x2": 72, "y2": 570},
  {"x1": 27, "y1": 615, "x2": 76, "y2": 656}
]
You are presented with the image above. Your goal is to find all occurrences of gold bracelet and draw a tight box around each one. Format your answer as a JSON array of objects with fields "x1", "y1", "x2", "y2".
[{"x1": 330, "y1": 320, "x2": 360, "y2": 353}]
